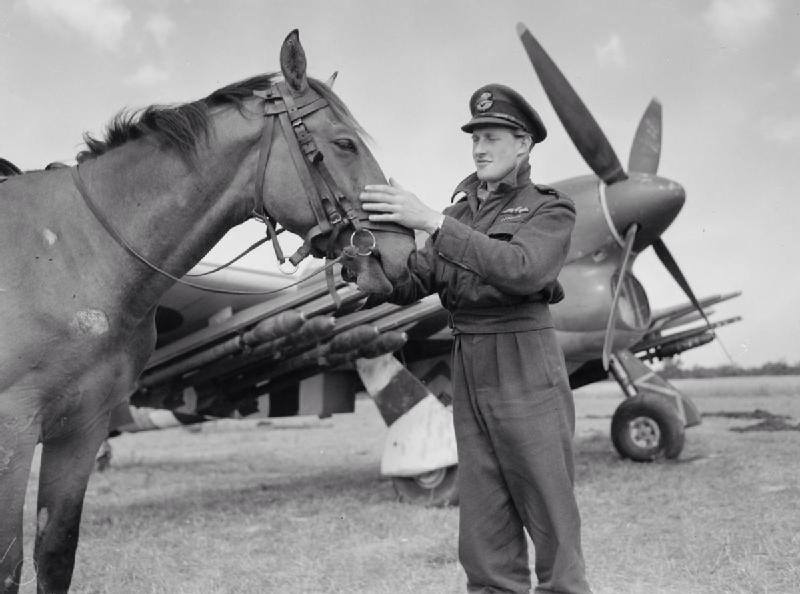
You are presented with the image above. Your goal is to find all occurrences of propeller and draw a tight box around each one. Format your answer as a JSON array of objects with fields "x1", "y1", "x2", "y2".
[
  {"x1": 516, "y1": 23, "x2": 713, "y2": 369},
  {"x1": 516, "y1": 23, "x2": 627, "y2": 185},
  {"x1": 651, "y1": 239, "x2": 710, "y2": 328}
]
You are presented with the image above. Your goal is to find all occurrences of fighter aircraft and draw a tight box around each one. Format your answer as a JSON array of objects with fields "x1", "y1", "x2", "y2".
[{"x1": 1, "y1": 25, "x2": 740, "y2": 507}]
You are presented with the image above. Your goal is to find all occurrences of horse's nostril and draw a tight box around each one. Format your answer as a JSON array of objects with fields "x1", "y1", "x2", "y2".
[{"x1": 341, "y1": 265, "x2": 357, "y2": 283}]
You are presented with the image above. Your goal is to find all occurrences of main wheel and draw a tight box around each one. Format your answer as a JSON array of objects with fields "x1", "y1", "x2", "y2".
[
  {"x1": 611, "y1": 395, "x2": 685, "y2": 461},
  {"x1": 392, "y1": 465, "x2": 459, "y2": 507}
]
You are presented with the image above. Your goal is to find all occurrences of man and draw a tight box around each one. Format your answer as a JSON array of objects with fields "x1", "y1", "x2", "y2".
[{"x1": 359, "y1": 84, "x2": 591, "y2": 593}]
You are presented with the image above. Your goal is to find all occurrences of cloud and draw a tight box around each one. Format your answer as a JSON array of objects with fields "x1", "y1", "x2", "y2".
[
  {"x1": 595, "y1": 34, "x2": 627, "y2": 69},
  {"x1": 21, "y1": 0, "x2": 131, "y2": 50},
  {"x1": 123, "y1": 64, "x2": 169, "y2": 87},
  {"x1": 759, "y1": 114, "x2": 800, "y2": 143},
  {"x1": 794, "y1": 61, "x2": 800, "y2": 79},
  {"x1": 702, "y1": 0, "x2": 775, "y2": 45},
  {"x1": 145, "y1": 12, "x2": 175, "y2": 49}
]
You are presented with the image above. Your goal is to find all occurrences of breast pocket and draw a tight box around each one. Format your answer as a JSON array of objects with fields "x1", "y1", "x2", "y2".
[{"x1": 487, "y1": 220, "x2": 522, "y2": 241}]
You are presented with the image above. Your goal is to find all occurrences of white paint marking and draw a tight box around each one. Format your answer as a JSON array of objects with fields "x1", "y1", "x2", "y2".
[
  {"x1": 42, "y1": 228, "x2": 58, "y2": 246},
  {"x1": 355, "y1": 353, "x2": 403, "y2": 394},
  {"x1": 70, "y1": 309, "x2": 109, "y2": 337},
  {"x1": 381, "y1": 394, "x2": 458, "y2": 476}
]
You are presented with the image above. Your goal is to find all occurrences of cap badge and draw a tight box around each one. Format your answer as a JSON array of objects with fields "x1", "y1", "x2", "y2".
[{"x1": 475, "y1": 91, "x2": 493, "y2": 112}]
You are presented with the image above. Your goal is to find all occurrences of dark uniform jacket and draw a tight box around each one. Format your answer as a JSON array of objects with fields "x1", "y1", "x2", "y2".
[{"x1": 389, "y1": 161, "x2": 575, "y2": 334}]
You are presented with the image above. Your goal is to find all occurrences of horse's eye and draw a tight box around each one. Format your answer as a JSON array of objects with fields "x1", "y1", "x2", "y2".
[{"x1": 333, "y1": 138, "x2": 358, "y2": 153}]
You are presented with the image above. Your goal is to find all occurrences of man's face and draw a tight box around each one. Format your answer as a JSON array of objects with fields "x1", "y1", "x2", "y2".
[{"x1": 471, "y1": 127, "x2": 529, "y2": 183}]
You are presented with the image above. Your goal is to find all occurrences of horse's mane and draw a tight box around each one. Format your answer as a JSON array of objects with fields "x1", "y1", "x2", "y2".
[{"x1": 77, "y1": 73, "x2": 366, "y2": 163}]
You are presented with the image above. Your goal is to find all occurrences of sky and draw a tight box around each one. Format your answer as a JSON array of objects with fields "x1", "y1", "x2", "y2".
[{"x1": 1, "y1": 0, "x2": 799, "y2": 368}]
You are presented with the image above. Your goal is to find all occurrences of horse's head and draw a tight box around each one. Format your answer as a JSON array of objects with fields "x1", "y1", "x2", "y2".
[{"x1": 255, "y1": 30, "x2": 414, "y2": 296}]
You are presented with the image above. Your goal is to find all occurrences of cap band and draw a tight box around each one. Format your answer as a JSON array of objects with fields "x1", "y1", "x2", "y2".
[{"x1": 472, "y1": 112, "x2": 527, "y2": 130}]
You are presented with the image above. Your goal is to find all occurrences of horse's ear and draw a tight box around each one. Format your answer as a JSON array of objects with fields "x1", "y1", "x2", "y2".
[
  {"x1": 280, "y1": 29, "x2": 308, "y2": 95},
  {"x1": 325, "y1": 71, "x2": 338, "y2": 88}
]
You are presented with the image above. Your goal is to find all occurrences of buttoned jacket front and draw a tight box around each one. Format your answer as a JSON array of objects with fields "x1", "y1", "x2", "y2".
[{"x1": 389, "y1": 161, "x2": 576, "y2": 334}]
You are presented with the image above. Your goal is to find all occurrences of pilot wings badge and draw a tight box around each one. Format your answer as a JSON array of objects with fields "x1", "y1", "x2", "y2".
[{"x1": 500, "y1": 206, "x2": 530, "y2": 215}]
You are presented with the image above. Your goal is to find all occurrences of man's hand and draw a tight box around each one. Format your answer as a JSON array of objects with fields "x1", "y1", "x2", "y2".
[{"x1": 360, "y1": 178, "x2": 444, "y2": 234}]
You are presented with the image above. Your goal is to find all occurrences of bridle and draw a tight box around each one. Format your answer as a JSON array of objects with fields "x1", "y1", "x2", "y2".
[
  {"x1": 70, "y1": 78, "x2": 411, "y2": 301},
  {"x1": 248, "y1": 79, "x2": 405, "y2": 273}
]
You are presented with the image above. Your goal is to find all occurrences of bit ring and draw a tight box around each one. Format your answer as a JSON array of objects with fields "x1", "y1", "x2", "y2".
[{"x1": 350, "y1": 228, "x2": 376, "y2": 257}]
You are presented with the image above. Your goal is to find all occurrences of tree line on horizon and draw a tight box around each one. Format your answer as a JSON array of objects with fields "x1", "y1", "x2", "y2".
[{"x1": 657, "y1": 359, "x2": 800, "y2": 379}]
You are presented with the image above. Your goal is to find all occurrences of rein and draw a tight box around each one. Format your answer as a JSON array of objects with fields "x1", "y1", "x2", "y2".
[
  {"x1": 70, "y1": 165, "x2": 342, "y2": 296},
  {"x1": 69, "y1": 79, "x2": 409, "y2": 303}
]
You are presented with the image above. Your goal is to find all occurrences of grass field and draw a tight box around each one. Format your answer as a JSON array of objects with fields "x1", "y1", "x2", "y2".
[{"x1": 17, "y1": 376, "x2": 800, "y2": 593}]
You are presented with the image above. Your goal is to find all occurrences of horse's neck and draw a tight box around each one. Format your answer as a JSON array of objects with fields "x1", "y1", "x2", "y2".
[{"x1": 77, "y1": 115, "x2": 260, "y2": 320}]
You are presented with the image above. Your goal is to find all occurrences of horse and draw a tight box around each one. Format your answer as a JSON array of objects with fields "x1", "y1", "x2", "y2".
[{"x1": 0, "y1": 30, "x2": 414, "y2": 593}]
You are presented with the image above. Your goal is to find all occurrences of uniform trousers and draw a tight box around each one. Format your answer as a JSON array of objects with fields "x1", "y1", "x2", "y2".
[{"x1": 453, "y1": 328, "x2": 591, "y2": 594}]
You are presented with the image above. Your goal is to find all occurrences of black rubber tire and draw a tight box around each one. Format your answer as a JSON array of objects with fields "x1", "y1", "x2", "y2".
[
  {"x1": 392, "y1": 465, "x2": 459, "y2": 507},
  {"x1": 611, "y1": 395, "x2": 685, "y2": 461}
]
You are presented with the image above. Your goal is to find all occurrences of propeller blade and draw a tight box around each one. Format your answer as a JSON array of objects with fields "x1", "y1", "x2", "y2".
[
  {"x1": 603, "y1": 224, "x2": 638, "y2": 370},
  {"x1": 652, "y1": 238, "x2": 710, "y2": 328},
  {"x1": 516, "y1": 23, "x2": 628, "y2": 185},
  {"x1": 628, "y1": 99, "x2": 662, "y2": 174}
]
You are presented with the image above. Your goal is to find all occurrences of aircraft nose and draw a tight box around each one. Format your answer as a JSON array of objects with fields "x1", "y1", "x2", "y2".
[{"x1": 604, "y1": 173, "x2": 685, "y2": 250}]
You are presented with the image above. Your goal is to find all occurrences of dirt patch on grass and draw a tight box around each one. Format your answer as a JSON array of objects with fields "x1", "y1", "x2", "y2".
[
  {"x1": 730, "y1": 418, "x2": 800, "y2": 432},
  {"x1": 703, "y1": 409, "x2": 800, "y2": 432},
  {"x1": 702, "y1": 408, "x2": 791, "y2": 420}
]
